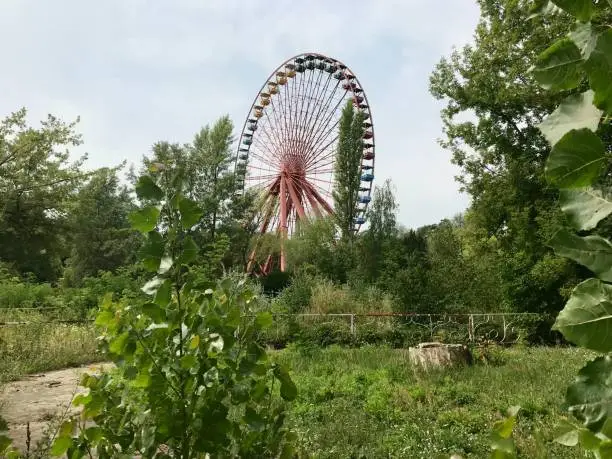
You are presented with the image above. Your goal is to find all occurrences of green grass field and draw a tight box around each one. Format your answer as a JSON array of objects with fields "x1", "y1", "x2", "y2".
[
  {"x1": 276, "y1": 344, "x2": 594, "y2": 458},
  {"x1": 0, "y1": 323, "x2": 594, "y2": 458}
]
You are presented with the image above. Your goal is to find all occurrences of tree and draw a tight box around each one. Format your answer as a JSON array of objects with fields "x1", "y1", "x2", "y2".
[
  {"x1": 333, "y1": 102, "x2": 365, "y2": 240},
  {"x1": 357, "y1": 179, "x2": 398, "y2": 284},
  {"x1": 189, "y1": 115, "x2": 235, "y2": 242},
  {"x1": 428, "y1": 0, "x2": 610, "y2": 312},
  {"x1": 66, "y1": 167, "x2": 140, "y2": 284},
  {"x1": 0, "y1": 109, "x2": 86, "y2": 281}
]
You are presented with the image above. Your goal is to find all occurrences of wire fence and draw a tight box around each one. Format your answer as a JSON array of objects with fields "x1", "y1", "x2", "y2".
[{"x1": 0, "y1": 308, "x2": 552, "y2": 345}]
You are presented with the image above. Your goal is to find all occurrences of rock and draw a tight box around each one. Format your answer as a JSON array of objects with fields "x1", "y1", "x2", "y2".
[{"x1": 408, "y1": 342, "x2": 472, "y2": 369}]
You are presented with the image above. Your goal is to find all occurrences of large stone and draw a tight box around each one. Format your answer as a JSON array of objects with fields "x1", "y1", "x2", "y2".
[{"x1": 408, "y1": 342, "x2": 472, "y2": 369}]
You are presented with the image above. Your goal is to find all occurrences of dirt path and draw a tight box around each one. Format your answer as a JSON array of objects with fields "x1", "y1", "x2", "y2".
[{"x1": 1, "y1": 364, "x2": 112, "y2": 452}]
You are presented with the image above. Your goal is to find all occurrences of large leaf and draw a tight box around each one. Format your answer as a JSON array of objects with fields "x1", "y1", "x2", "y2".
[
  {"x1": 538, "y1": 91, "x2": 602, "y2": 146},
  {"x1": 569, "y1": 22, "x2": 599, "y2": 60},
  {"x1": 550, "y1": 0, "x2": 593, "y2": 21},
  {"x1": 553, "y1": 278, "x2": 612, "y2": 352},
  {"x1": 584, "y1": 29, "x2": 612, "y2": 112},
  {"x1": 129, "y1": 206, "x2": 160, "y2": 234},
  {"x1": 273, "y1": 364, "x2": 297, "y2": 401},
  {"x1": 566, "y1": 356, "x2": 612, "y2": 432},
  {"x1": 545, "y1": 128, "x2": 606, "y2": 188},
  {"x1": 533, "y1": 38, "x2": 584, "y2": 90},
  {"x1": 550, "y1": 229, "x2": 612, "y2": 282},
  {"x1": 135, "y1": 175, "x2": 164, "y2": 201},
  {"x1": 560, "y1": 188, "x2": 612, "y2": 231},
  {"x1": 178, "y1": 196, "x2": 203, "y2": 229},
  {"x1": 139, "y1": 231, "x2": 165, "y2": 272},
  {"x1": 179, "y1": 236, "x2": 199, "y2": 265}
]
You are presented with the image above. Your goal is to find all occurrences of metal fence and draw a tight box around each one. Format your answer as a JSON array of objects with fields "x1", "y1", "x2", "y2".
[{"x1": 0, "y1": 308, "x2": 549, "y2": 345}]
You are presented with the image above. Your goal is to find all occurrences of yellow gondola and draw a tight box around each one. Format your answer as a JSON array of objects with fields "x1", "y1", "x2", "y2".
[
  {"x1": 261, "y1": 98, "x2": 270, "y2": 106},
  {"x1": 254, "y1": 109, "x2": 263, "y2": 118},
  {"x1": 277, "y1": 76, "x2": 287, "y2": 85},
  {"x1": 268, "y1": 84, "x2": 279, "y2": 95}
]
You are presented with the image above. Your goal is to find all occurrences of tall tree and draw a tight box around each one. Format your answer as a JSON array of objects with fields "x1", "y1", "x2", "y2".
[
  {"x1": 0, "y1": 108, "x2": 86, "y2": 281},
  {"x1": 428, "y1": 0, "x2": 604, "y2": 312},
  {"x1": 333, "y1": 102, "x2": 365, "y2": 240},
  {"x1": 189, "y1": 116, "x2": 235, "y2": 241},
  {"x1": 66, "y1": 167, "x2": 140, "y2": 283}
]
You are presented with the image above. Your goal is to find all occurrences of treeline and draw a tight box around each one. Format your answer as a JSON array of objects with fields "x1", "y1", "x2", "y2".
[{"x1": 3, "y1": 0, "x2": 610, "y2": 319}]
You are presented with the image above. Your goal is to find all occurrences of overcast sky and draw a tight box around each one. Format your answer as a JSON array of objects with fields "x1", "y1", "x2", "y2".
[{"x1": 0, "y1": 0, "x2": 480, "y2": 228}]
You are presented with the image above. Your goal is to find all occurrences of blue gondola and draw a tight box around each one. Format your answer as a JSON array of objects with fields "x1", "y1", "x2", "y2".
[
  {"x1": 361, "y1": 173, "x2": 374, "y2": 182},
  {"x1": 354, "y1": 216, "x2": 366, "y2": 225},
  {"x1": 358, "y1": 195, "x2": 371, "y2": 204},
  {"x1": 243, "y1": 138, "x2": 252, "y2": 145}
]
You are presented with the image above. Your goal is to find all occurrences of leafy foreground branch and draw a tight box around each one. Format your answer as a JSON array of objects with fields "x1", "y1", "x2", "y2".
[
  {"x1": 482, "y1": 1, "x2": 612, "y2": 458},
  {"x1": 1, "y1": 165, "x2": 298, "y2": 458}
]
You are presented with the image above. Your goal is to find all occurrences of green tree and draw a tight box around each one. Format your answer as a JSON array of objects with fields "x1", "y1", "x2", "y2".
[
  {"x1": 333, "y1": 102, "x2": 365, "y2": 240},
  {"x1": 428, "y1": 0, "x2": 607, "y2": 312},
  {"x1": 0, "y1": 109, "x2": 86, "y2": 281},
  {"x1": 66, "y1": 167, "x2": 140, "y2": 284},
  {"x1": 189, "y1": 115, "x2": 235, "y2": 242}
]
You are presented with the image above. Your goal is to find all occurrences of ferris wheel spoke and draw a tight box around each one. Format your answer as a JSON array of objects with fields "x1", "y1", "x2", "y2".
[
  {"x1": 303, "y1": 95, "x2": 345, "y2": 166},
  {"x1": 301, "y1": 76, "x2": 342, "y2": 155},
  {"x1": 250, "y1": 136, "x2": 283, "y2": 168},
  {"x1": 257, "y1": 113, "x2": 284, "y2": 162},
  {"x1": 294, "y1": 69, "x2": 329, "y2": 157}
]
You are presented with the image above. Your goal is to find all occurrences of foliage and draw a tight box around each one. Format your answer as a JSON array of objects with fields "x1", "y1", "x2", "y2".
[
  {"x1": 488, "y1": 1, "x2": 612, "y2": 457},
  {"x1": 333, "y1": 101, "x2": 365, "y2": 240},
  {"x1": 36, "y1": 166, "x2": 298, "y2": 458},
  {"x1": 0, "y1": 109, "x2": 87, "y2": 281},
  {"x1": 429, "y1": 0, "x2": 600, "y2": 314},
  {"x1": 66, "y1": 167, "x2": 140, "y2": 284}
]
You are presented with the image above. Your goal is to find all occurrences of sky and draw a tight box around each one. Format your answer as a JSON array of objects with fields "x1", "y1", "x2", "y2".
[{"x1": 0, "y1": 0, "x2": 480, "y2": 229}]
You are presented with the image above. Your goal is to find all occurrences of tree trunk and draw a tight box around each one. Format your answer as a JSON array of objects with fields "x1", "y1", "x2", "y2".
[{"x1": 408, "y1": 342, "x2": 472, "y2": 370}]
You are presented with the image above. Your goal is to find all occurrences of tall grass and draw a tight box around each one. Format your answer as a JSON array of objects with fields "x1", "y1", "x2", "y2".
[
  {"x1": 0, "y1": 324, "x2": 100, "y2": 384},
  {"x1": 276, "y1": 345, "x2": 594, "y2": 458}
]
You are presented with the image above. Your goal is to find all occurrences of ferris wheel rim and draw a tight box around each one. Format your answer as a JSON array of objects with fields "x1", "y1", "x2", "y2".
[{"x1": 234, "y1": 51, "x2": 376, "y2": 235}]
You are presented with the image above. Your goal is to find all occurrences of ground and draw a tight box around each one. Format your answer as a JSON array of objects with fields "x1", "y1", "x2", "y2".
[{"x1": 1, "y1": 364, "x2": 111, "y2": 452}]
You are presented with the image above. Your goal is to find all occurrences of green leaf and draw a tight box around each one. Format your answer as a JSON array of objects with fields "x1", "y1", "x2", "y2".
[
  {"x1": 154, "y1": 279, "x2": 172, "y2": 306},
  {"x1": 566, "y1": 356, "x2": 612, "y2": 432},
  {"x1": 142, "y1": 302, "x2": 165, "y2": 323},
  {"x1": 550, "y1": 229, "x2": 612, "y2": 282},
  {"x1": 157, "y1": 255, "x2": 173, "y2": 274},
  {"x1": 50, "y1": 435, "x2": 73, "y2": 457},
  {"x1": 189, "y1": 335, "x2": 200, "y2": 350},
  {"x1": 493, "y1": 416, "x2": 516, "y2": 439},
  {"x1": 135, "y1": 175, "x2": 164, "y2": 201},
  {"x1": 584, "y1": 29, "x2": 612, "y2": 112},
  {"x1": 533, "y1": 38, "x2": 584, "y2": 90},
  {"x1": 139, "y1": 231, "x2": 165, "y2": 272},
  {"x1": 560, "y1": 188, "x2": 612, "y2": 231},
  {"x1": 0, "y1": 416, "x2": 8, "y2": 432},
  {"x1": 129, "y1": 206, "x2": 160, "y2": 234},
  {"x1": 178, "y1": 196, "x2": 203, "y2": 229},
  {"x1": 554, "y1": 420, "x2": 580, "y2": 446},
  {"x1": 179, "y1": 236, "x2": 199, "y2": 265},
  {"x1": 569, "y1": 22, "x2": 599, "y2": 60},
  {"x1": 538, "y1": 91, "x2": 602, "y2": 146},
  {"x1": 579, "y1": 428, "x2": 602, "y2": 450},
  {"x1": 142, "y1": 276, "x2": 163, "y2": 295},
  {"x1": 244, "y1": 406, "x2": 266, "y2": 431},
  {"x1": 274, "y1": 364, "x2": 298, "y2": 401},
  {"x1": 545, "y1": 128, "x2": 606, "y2": 188},
  {"x1": 84, "y1": 426, "x2": 103, "y2": 442},
  {"x1": 550, "y1": 0, "x2": 593, "y2": 21},
  {"x1": 109, "y1": 331, "x2": 129, "y2": 354},
  {"x1": 553, "y1": 278, "x2": 612, "y2": 352},
  {"x1": 180, "y1": 354, "x2": 198, "y2": 370},
  {"x1": 0, "y1": 435, "x2": 12, "y2": 452},
  {"x1": 255, "y1": 311, "x2": 274, "y2": 330}
]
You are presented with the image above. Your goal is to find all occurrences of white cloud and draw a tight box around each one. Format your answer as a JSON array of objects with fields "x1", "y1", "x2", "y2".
[{"x1": 0, "y1": 0, "x2": 479, "y2": 228}]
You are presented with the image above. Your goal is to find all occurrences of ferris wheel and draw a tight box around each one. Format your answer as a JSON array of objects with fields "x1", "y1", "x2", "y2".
[{"x1": 234, "y1": 52, "x2": 375, "y2": 275}]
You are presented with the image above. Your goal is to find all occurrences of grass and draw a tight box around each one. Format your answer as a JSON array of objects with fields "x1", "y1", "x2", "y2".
[
  {"x1": 0, "y1": 323, "x2": 101, "y2": 384},
  {"x1": 0, "y1": 322, "x2": 595, "y2": 458},
  {"x1": 276, "y1": 344, "x2": 595, "y2": 458}
]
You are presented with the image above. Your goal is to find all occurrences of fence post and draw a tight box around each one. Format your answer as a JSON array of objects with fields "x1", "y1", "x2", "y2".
[
  {"x1": 350, "y1": 314, "x2": 355, "y2": 335},
  {"x1": 468, "y1": 314, "x2": 474, "y2": 343}
]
